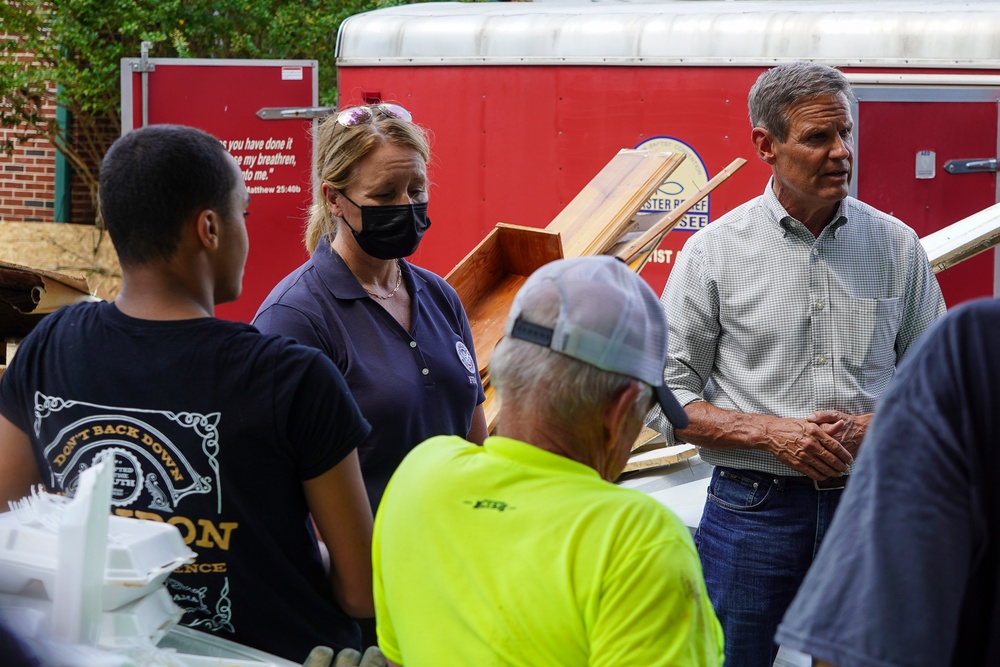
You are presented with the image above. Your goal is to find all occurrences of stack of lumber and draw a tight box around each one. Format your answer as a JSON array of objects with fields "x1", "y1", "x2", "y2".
[
  {"x1": 611, "y1": 158, "x2": 747, "y2": 269},
  {"x1": 546, "y1": 151, "x2": 687, "y2": 260},
  {"x1": 448, "y1": 149, "x2": 687, "y2": 430},
  {"x1": 446, "y1": 148, "x2": 748, "y2": 473}
]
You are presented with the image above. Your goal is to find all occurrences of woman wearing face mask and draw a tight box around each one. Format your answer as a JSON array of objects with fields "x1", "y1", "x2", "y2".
[{"x1": 254, "y1": 104, "x2": 488, "y2": 513}]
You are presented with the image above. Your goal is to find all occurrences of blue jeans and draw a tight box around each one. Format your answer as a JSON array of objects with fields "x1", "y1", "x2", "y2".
[{"x1": 695, "y1": 466, "x2": 844, "y2": 667}]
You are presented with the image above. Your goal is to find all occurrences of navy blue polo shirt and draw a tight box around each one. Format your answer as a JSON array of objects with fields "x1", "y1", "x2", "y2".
[{"x1": 253, "y1": 241, "x2": 485, "y2": 509}]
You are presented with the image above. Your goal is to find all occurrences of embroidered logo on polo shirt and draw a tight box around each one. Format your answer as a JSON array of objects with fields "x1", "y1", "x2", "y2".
[{"x1": 456, "y1": 341, "x2": 476, "y2": 374}]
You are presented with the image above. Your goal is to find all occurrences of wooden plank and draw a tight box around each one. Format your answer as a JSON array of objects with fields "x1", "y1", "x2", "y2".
[
  {"x1": 448, "y1": 223, "x2": 564, "y2": 377},
  {"x1": 464, "y1": 274, "x2": 528, "y2": 375},
  {"x1": 546, "y1": 149, "x2": 685, "y2": 258},
  {"x1": 921, "y1": 201, "x2": 1000, "y2": 273},
  {"x1": 632, "y1": 425, "x2": 666, "y2": 452},
  {"x1": 622, "y1": 443, "x2": 698, "y2": 474},
  {"x1": 445, "y1": 226, "x2": 506, "y2": 307},
  {"x1": 574, "y1": 152, "x2": 686, "y2": 258},
  {"x1": 483, "y1": 383, "x2": 501, "y2": 435},
  {"x1": 615, "y1": 157, "x2": 748, "y2": 268},
  {"x1": 496, "y1": 224, "x2": 563, "y2": 276}
]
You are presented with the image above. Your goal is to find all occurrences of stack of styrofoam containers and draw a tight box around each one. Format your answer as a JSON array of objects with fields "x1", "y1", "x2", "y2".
[
  {"x1": 0, "y1": 455, "x2": 295, "y2": 666},
  {"x1": 0, "y1": 511, "x2": 194, "y2": 650}
]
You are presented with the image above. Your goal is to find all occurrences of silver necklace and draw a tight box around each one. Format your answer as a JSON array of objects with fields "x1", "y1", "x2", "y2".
[{"x1": 362, "y1": 260, "x2": 402, "y2": 300}]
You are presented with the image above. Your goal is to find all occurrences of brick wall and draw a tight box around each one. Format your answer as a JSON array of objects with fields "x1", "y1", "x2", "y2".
[
  {"x1": 0, "y1": 36, "x2": 112, "y2": 226},
  {"x1": 0, "y1": 111, "x2": 112, "y2": 226},
  {"x1": 70, "y1": 115, "x2": 118, "y2": 225},
  {"x1": 0, "y1": 82, "x2": 58, "y2": 224},
  {"x1": 71, "y1": 164, "x2": 93, "y2": 223}
]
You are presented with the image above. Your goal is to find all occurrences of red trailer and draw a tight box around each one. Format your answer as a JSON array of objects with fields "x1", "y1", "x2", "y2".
[
  {"x1": 335, "y1": 0, "x2": 1000, "y2": 307},
  {"x1": 121, "y1": 55, "x2": 317, "y2": 322}
]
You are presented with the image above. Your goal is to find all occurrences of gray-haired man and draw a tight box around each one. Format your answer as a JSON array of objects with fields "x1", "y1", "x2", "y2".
[
  {"x1": 649, "y1": 61, "x2": 946, "y2": 667},
  {"x1": 373, "y1": 256, "x2": 724, "y2": 667}
]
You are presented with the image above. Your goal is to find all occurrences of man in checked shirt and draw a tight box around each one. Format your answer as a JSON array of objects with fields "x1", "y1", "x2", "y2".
[{"x1": 648, "y1": 61, "x2": 946, "y2": 667}]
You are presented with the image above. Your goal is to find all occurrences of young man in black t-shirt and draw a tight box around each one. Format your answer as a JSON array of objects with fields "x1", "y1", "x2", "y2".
[{"x1": 0, "y1": 125, "x2": 375, "y2": 662}]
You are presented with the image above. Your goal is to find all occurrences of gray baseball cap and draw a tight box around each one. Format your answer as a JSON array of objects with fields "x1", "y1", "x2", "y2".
[{"x1": 505, "y1": 256, "x2": 688, "y2": 429}]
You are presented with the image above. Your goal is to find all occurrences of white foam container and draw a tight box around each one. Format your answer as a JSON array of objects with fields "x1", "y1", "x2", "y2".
[
  {"x1": 98, "y1": 587, "x2": 184, "y2": 648},
  {"x1": 1, "y1": 603, "x2": 292, "y2": 667},
  {"x1": 0, "y1": 512, "x2": 195, "y2": 610},
  {"x1": 0, "y1": 586, "x2": 183, "y2": 649}
]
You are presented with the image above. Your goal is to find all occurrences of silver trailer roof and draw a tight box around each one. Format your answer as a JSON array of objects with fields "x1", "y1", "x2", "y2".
[{"x1": 336, "y1": 1, "x2": 1000, "y2": 68}]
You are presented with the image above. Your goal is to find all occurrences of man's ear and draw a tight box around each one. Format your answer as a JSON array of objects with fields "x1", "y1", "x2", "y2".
[
  {"x1": 194, "y1": 209, "x2": 220, "y2": 251},
  {"x1": 605, "y1": 383, "x2": 643, "y2": 444},
  {"x1": 321, "y1": 182, "x2": 344, "y2": 219},
  {"x1": 601, "y1": 382, "x2": 644, "y2": 480},
  {"x1": 752, "y1": 126, "x2": 778, "y2": 166}
]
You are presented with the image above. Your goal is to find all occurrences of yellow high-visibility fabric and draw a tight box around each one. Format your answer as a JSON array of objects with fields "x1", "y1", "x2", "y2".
[{"x1": 373, "y1": 435, "x2": 724, "y2": 666}]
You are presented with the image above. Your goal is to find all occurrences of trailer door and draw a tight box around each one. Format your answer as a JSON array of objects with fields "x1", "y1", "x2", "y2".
[
  {"x1": 121, "y1": 56, "x2": 317, "y2": 322},
  {"x1": 852, "y1": 85, "x2": 1000, "y2": 307}
]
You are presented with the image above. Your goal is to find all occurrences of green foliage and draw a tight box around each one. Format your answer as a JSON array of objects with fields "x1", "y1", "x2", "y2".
[{"x1": 0, "y1": 0, "x2": 416, "y2": 213}]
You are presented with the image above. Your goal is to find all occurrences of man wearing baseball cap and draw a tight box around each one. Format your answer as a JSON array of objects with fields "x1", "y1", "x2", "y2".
[{"x1": 371, "y1": 256, "x2": 723, "y2": 666}]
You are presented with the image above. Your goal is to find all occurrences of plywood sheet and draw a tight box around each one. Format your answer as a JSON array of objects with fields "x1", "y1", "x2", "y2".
[{"x1": 0, "y1": 222, "x2": 121, "y2": 300}]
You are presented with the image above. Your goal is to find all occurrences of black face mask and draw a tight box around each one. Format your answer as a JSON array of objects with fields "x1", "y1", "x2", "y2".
[{"x1": 340, "y1": 193, "x2": 431, "y2": 260}]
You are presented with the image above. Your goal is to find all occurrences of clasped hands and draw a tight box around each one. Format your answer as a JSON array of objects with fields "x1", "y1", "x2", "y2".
[{"x1": 763, "y1": 411, "x2": 871, "y2": 481}]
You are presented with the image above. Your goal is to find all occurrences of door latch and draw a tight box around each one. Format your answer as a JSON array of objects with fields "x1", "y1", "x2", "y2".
[
  {"x1": 943, "y1": 158, "x2": 998, "y2": 174},
  {"x1": 256, "y1": 107, "x2": 336, "y2": 120}
]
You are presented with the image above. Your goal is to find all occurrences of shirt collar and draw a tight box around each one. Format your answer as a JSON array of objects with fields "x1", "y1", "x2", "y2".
[
  {"x1": 312, "y1": 237, "x2": 425, "y2": 300},
  {"x1": 484, "y1": 436, "x2": 603, "y2": 480},
  {"x1": 761, "y1": 178, "x2": 849, "y2": 238}
]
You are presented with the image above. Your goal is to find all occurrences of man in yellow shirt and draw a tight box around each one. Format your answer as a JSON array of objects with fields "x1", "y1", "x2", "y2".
[{"x1": 373, "y1": 256, "x2": 723, "y2": 666}]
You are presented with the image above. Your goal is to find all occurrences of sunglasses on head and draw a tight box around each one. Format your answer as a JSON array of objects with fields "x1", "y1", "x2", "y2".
[{"x1": 335, "y1": 103, "x2": 413, "y2": 127}]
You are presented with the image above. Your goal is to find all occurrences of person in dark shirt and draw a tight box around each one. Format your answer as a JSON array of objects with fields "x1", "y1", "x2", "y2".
[
  {"x1": 777, "y1": 298, "x2": 1000, "y2": 666},
  {"x1": 0, "y1": 124, "x2": 375, "y2": 662},
  {"x1": 254, "y1": 103, "x2": 486, "y2": 513}
]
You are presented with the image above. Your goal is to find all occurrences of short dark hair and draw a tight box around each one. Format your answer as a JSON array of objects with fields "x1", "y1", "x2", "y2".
[
  {"x1": 748, "y1": 62, "x2": 855, "y2": 143},
  {"x1": 99, "y1": 124, "x2": 237, "y2": 267}
]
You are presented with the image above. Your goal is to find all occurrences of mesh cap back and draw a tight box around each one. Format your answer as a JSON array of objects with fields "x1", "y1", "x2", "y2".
[{"x1": 505, "y1": 256, "x2": 688, "y2": 428}]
